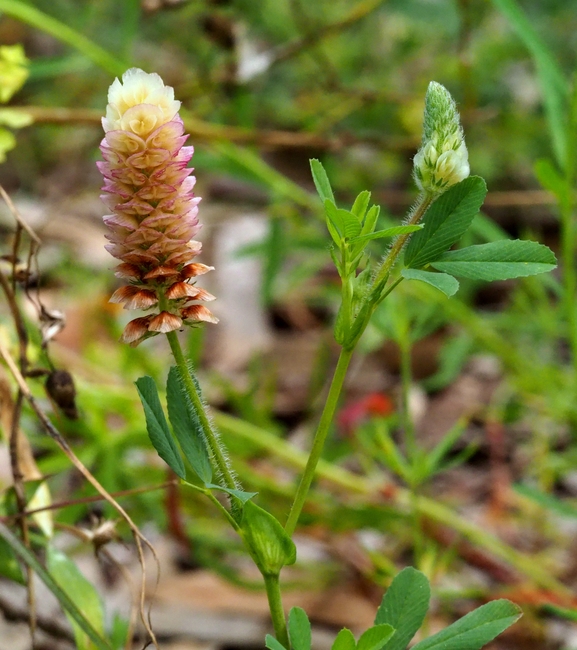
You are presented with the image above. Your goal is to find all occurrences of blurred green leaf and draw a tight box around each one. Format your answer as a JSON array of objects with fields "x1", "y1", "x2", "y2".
[
  {"x1": 0, "y1": 107, "x2": 33, "y2": 128},
  {"x1": 0, "y1": 536, "x2": 25, "y2": 584},
  {"x1": 47, "y1": 546, "x2": 106, "y2": 650},
  {"x1": 0, "y1": 522, "x2": 111, "y2": 650},
  {"x1": 534, "y1": 158, "x2": 569, "y2": 204},
  {"x1": 491, "y1": 0, "x2": 569, "y2": 167},
  {"x1": 0, "y1": 44, "x2": 29, "y2": 102},
  {"x1": 0, "y1": 0, "x2": 126, "y2": 76},
  {"x1": 514, "y1": 483, "x2": 577, "y2": 519},
  {"x1": 426, "y1": 419, "x2": 469, "y2": 475},
  {"x1": 0, "y1": 127, "x2": 16, "y2": 162}
]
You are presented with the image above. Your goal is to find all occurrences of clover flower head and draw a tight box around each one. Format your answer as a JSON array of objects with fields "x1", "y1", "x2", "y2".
[
  {"x1": 98, "y1": 68, "x2": 217, "y2": 346},
  {"x1": 413, "y1": 81, "x2": 470, "y2": 194}
]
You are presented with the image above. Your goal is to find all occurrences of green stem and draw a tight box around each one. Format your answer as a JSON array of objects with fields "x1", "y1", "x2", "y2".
[
  {"x1": 285, "y1": 347, "x2": 354, "y2": 536},
  {"x1": 371, "y1": 192, "x2": 435, "y2": 291},
  {"x1": 562, "y1": 76, "x2": 577, "y2": 377},
  {"x1": 560, "y1": 200, "x2": 577, "y2": 377},
  {"x1": 399, "y1": 330, "x2": 416, "y2": 462},
  {"x1": 165, "y1": 330, "x2": 239, "y2": 497},
  {"x1": 399, "y1": 323, "x2": 424, "y2": 566},
  {"x1": 263, "y1": 574, "x2": 289, "y2": 647},
  {"x1": 183, "y1": 481, "x2": 240, "y2": 531}
]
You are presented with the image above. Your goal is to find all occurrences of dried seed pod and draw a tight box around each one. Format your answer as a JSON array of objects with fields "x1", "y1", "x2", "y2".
[{"x1": 45, "y1": 369, "x2": 78, "y2": 419}]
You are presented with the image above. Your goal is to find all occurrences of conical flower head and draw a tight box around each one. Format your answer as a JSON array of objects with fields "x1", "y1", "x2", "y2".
[
  {"x1": 98, "y1": 68, "x2": 218, "y2": 345},
  {"x1": 413, "y1": 81, "x2": 469, "y2": 194}
]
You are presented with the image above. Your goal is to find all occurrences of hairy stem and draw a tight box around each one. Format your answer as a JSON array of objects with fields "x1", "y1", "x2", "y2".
[
  {"x1": 165, "y1": 330, "x2": 239, "y2": 496},
  {"x1": 371, "y1": 191, "x2": 435, "y2": 291}
]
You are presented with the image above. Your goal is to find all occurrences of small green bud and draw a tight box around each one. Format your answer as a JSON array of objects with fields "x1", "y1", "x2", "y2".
[
  {"x1": 240, "y1": 501, "x2": 296, "y2": 576},
  {"x1": 413, "y1": 81, "x2": 469, "y2": 194}
]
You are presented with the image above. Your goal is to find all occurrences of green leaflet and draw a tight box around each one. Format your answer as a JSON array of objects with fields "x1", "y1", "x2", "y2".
[
  {"x1": 288, "y1": 607, "x2": 312, "y2": 650},
  {"x1": 205, "y1": 484, "x2": 258, "y2": 504},
  {"x1": 266, "y1": 635, "x2": 288, "y2": 650},
  {"x1": 350, "y1": 225, "x2": 423, "y2": 245},
  {"x1": 331, "y1": 629, "x2": 356, "y2": 650},
  {"x1": 411, "y1": 600, "x2": 522, "y2": 650},
  {"x1": 431, "y1": 240, "x2": 557, "y2": 281},
  {"x1": 356, "y1": 625, "x2": 395, "y2": 650},
  {"x1": 135, "y1": 376, "x2": 185, "y2": 478},
  {"x1": 376, "y1": 567, "x2": 431, "y2": 650},
  {"x1": 351, "y1": 190, "x2": 371, "y2": 221},
  {"x1": 405, "y1": 177, "x2": 487, "y2": 269},
  {"x1": 325, "y1": 200, "x2": 363, "y2": 240},
  {"x1": 166, "y1": 366, "x2": 212, "y2": 484},
  {"x1": 401, "y1": 268, "x2": 459, "y2": 297},
  {"x1": 310, "y1": 158, "x2": 335, "y2": 204}
]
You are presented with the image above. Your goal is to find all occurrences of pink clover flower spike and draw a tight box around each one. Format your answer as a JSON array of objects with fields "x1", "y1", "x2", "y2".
[{"x1": 98, "y1": 68, "x2": 217, "y2": 345}]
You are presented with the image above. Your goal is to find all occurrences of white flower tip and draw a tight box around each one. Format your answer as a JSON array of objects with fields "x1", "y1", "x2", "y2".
[{"x1": 104, "y1": 67, "x2": 180, "y2": 135}]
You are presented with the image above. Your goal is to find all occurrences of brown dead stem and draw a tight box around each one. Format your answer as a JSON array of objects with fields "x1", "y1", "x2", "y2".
[{"x1": 0, "y1": 185, "x2": 161, "y2": 649}]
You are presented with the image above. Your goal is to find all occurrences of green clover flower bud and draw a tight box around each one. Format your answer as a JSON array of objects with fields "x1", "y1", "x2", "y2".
[{"x1": 413, "y1": 81, "x2": 469, "y2": 194}]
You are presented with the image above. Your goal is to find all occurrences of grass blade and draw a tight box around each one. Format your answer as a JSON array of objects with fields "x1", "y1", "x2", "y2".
[
  {"x1": 0, "y1": 0, "x2": 126, "y2": 77},
  {"x1": 491, "y1": 0, "x2": 569, "y2": 166}
]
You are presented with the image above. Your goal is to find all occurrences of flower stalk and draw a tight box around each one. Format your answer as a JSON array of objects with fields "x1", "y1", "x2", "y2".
[
  {"x1": 285, "y1": 347, "x2": 354, "y2": 536},
  {"x1": 264, "y1": 575, "x2": 289, "y2": 648},
  {"x1": 369, "y1": 192, "x2": 435, "y2": 299}
]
